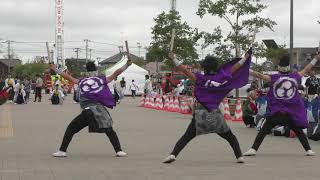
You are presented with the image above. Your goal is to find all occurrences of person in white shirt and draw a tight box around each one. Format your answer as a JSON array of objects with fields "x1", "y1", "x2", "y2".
[
  {"x1": 144, "y1": 75, "x2": 153, "y2": 95},
  {"x1": 13, "y1": 80, "x2": 22, "y2": 103},
  {"x1": 113, "y1": 77, "x2": 122, "y2": 103},
  {"x1": 129, "y1": 80, "x2": 139, "y2": 98},
  {"x1": 14, "y1": 82, "x2": 26, "y2": 104}
]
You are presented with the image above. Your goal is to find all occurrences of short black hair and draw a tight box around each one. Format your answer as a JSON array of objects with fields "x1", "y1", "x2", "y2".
[
  {"x1": 86, "y1": 61, "x2": 97, "y2": 72},
  {"x1": 201, "y1": 56, "x2": 219, "y2": 75},
  {"x1": 145, "y1": 75, "x2": 149, "y2": 79}
]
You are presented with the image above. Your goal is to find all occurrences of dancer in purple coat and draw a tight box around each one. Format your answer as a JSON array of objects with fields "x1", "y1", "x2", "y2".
[
  {"x1": 244, "y1": 52, "x2": 320, "y2": 157},
  {"x1": 163, "y1": 48, "x2": 252, "y2": 164},
  {"x1": 51, "y1": 59, "x2": 132, "y2": 158}
]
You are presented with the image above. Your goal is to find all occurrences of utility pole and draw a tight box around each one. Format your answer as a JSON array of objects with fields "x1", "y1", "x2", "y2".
[
  {"x1": 171, "y1": 0, "x2": 176, "y2": 11},
  {"x1": 50, "y1": 50, "x2": 54, "y2": 64},
  {"x1": 84, "y1": 39, "x2": 90, "y2": 63},
  {"x1": 74, "y1": 48, "x2": 81, "y2": 60},
  {"x1": 137, "y1": 42, "x2": 142, "y2": 57},
  {"x1": 7, "y1": 40, "x2": 11, "y2": 74},
  {"x1": 74, "y1": 48, "x2": 81, "y2": 68},
  {"x1": 89, "y1": 49, "x2": 93, "y2": 61},
  {"x1": 289, "y1": 0, "x2": 294, "y2": 62}
]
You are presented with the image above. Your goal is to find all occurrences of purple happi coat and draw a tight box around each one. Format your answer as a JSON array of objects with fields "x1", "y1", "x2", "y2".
[
  {"x1": 194, "y1": 56, "x2": 251, "y2": 111},
  {"x1": 79, "y1": 76, "x2": 116, "y2": 108},
  {"x1": 267, "y1": 73, "x2": 307, "y2": 128}
]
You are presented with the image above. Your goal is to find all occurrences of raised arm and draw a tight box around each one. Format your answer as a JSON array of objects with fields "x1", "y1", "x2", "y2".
[
  {"x1": 106, "y1": 59, "x2": 132, "y2": 83},
  {"x1": 168, "y1": 53, "x2": 196, "y2": 83},
  {"x1": 50, "y1": 63, "x2": 79, "y2": 84},
  {"x1": 231, "y1": 48, "x2": 252, "y2": 74},
  {"x1": 298, "y1": 52, "x2": 320, "y2": 77},
  {"x1": 250, "y1": 70, "x2": 271, "y2": 82}
]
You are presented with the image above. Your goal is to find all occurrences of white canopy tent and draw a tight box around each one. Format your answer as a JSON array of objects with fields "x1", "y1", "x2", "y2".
[{"x1": 105, "y1": 56, "x2": 148, "y2": 95}]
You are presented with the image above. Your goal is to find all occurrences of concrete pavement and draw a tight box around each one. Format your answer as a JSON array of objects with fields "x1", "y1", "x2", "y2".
[{"x1": 0, "y1": 95, "x2": 320, "y2": 180}]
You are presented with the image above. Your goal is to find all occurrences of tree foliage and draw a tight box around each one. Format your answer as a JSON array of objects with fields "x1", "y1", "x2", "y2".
[
  {"x1": 264, "y1": 46, "x2": 288, "y2": 65},
  {"x1": 197, "y1": 0, "x2": 277, "y2": 60},
  {"x1": 12, "y1": 61, "x2": 48, "y2": 80},
  {"x1": 147, "y1": 10, "x2": 201, "y2": 66},
  {"x1": 132, "y1": 58, "x2": 147, "y2": 68}
]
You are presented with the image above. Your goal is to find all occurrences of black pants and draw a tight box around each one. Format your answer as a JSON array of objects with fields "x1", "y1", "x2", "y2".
[
  {"x1": 243, "y1": 115, "x2": 255, "y2": 128},
  {"x1": 59, "y1": 110, "x2": 122, "y2": 153},
  {"x1": 34, "y1": 87, "x2": 42, "y2": 101},
  {"x1": 170, "y1": 119, "x2": 242, "y2": 158},
  {"x1": 251, "y1": 112, "x2": 311, "y2": 151},
  {"x1": 25, "y1": 92, "x2": 30, "y2": 101},
  {"x1": 131, "y1": 90, "x2": 136, "y2": 98},
  {"x1": 114, "y1": 89, "x2": 119, "y2": 102}
]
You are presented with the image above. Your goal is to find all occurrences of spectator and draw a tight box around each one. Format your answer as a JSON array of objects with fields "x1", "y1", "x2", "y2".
[
  {"x1": 243, "y1": 88, "x2": 258, "y2": 128},
  {"x1": 305, "y1": 69, "x2": 320, "y2": 101},
  {"x1": 120, "y1": 77, "x2": 126, "y2": 97},
  {"x1": 5, "y1": 74, "x2": 15, "y2": 102},
  {"x1": 162, "y1": 79, "x2": 175, "y2": 94},
  {"x1": 23, "y1": 78, "x2": 31, "y2": 102},
  {"x1": 15, "y1": 84, "x2": 26, "y2": 105},
  {"x1": 144, "y1": 75, "x2": 153, "y2": 95},
  {"x1": 50, "y1": 84, "x2": 65, "y2": 105},
  {"x1": 34, "y1": 74, "x2": 43, "y2": 102},
  {"x1": 113, "y1": 77, "x2": 121, "y2": 103},
  {"x1": 129, "y1": 80, "x2": 139, "y2": 98}
]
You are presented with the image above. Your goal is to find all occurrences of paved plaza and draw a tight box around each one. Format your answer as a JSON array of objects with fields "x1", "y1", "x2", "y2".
[{"x1": 1, "y1": 95, "x2": 320, "y2": 180}]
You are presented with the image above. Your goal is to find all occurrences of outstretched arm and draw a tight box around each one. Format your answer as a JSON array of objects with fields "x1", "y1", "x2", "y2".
[
  {"x1": 50, "y1": 63, "x2": 79, "y2": 84},
  {"x1": 298, "y1": 52, "x2": 320, "y2": 76},
  {"x1": 250, "y1": 70, "x2": 271, "y2": 82},
  {"x1": 106, "y1": 59, "x2": 132, "y2": 82},
  {"x1": 168, "y1": 53, "x2": 196, "y2": 83},
  {"x1": 231, "y1": 48, "x2": 252, "y2": 74}
]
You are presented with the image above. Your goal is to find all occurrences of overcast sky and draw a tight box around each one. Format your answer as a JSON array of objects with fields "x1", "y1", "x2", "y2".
[{"x1": 0, "y1": 0, "x2": 319, "y2": 62}]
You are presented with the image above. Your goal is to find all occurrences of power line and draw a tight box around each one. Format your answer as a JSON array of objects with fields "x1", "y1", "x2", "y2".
[{"x1": 91, "y1": 41, "x2": 120, "y2": 47}]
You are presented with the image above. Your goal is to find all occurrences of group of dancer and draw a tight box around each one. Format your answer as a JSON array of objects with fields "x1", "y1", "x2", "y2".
[{"x1": 44, "y1": 43, "x2": 320, "y2": 164}]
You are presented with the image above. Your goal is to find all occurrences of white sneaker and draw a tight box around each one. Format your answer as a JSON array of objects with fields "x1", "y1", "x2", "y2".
[
  {"x1": 163, "y1": 155, "x2": 176, "y2": 164},
  {"x1": 243, "y1": 148, "x2": 257, "y2": 156},
  {"x1": 52, "y1": 151, "x2": 67, "y2": 157},
  {"x1": 116, "y1": 151, "x2": 127, "y2": 157},
  {"x1": 306, "y1": 150, "x2": 316, "y2": 156},
  {"x1": 237, "y1": 156, "x2": 245, "y2": 163}
]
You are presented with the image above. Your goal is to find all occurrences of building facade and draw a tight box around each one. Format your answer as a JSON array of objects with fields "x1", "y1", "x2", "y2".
[{"x1": 0, "y1": 59, "x2": 22, "y2": 79}]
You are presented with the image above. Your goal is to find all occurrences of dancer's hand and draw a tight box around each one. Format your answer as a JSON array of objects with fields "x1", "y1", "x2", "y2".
[
  {"x1": 315, "y1": 52, "x2": 320, "y2": 61},
  {"x1": 50, "y1": 63, "x2": 56, "y2": 71},
  {"x1": 245, "y1": 47, "x2": 253, "y2": 59},
  {"x1": 126, "y1": 58, "x2": 132, "y2": 66}
]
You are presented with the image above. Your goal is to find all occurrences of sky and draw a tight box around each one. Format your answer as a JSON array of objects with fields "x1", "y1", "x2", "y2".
[{"x1": 0, "y1": 0, "x2": 319, "y2": 63}]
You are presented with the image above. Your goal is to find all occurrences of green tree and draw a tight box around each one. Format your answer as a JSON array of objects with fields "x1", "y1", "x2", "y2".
[
  {"x1": 264, "y1": 46, "x2": 288, "y2": 65},
  {"x1": 12, "y1": 62, "x2": 47, "y2": 79},
  {"x1": 132, "y1": 57, "x2": 147, "y2": 68},
  {"x1": 197, "y1": 0, "x2": 277, "y2": 59},
  {"x1": 147, "y1": 10, "x2": 201, "y2": 66}
]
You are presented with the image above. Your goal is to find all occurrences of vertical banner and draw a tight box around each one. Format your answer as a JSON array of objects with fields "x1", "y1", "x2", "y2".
[{"x1": 56, "y1": 0, "x2": 63, "y2": 36}]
